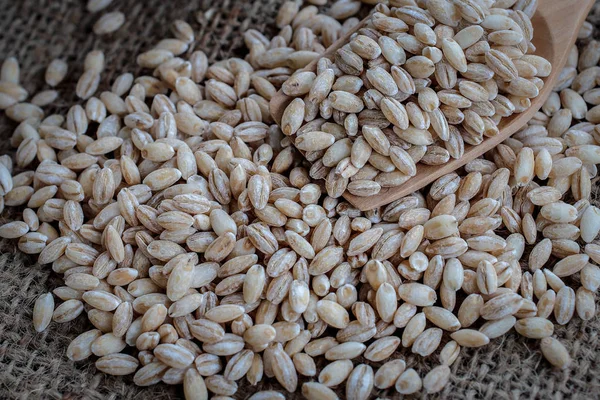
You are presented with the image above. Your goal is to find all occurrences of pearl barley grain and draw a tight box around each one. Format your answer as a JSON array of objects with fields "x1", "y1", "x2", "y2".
[{"x1": 0, "y1": 1, "x2": 596, "y2": 400}]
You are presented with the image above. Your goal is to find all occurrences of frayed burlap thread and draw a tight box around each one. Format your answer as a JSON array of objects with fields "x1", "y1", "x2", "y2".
[{"x1": 1, "y1": 0, "x2": 600, "y2": 399}]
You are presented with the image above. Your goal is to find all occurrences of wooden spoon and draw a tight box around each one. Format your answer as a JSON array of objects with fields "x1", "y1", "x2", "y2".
[{"x1": 270, "y1": 0, "x2": 594, "y2": 211}]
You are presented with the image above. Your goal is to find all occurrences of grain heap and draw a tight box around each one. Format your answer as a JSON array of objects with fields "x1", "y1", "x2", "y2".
[
  {"x1": 281, "y1": 0, "x2": 550, "y2": 197},
  {"x1": 0, "y1": 0, "x2": 598, "y2": 399}
]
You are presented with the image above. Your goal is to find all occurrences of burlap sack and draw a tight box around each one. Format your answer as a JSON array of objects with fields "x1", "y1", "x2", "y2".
[{"x1": 0, "y1": 1, "x2": 599, "y2": 399}]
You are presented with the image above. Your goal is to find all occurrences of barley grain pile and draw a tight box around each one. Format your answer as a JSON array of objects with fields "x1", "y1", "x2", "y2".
[
  {"x1": 0, "y1": 0, "x2": 599, "y2": 399},
  {"x1": 280, "y1": 0, "x2": 549, "y2": 198}
]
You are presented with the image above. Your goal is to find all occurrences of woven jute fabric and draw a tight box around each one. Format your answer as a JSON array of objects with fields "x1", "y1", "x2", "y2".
[{"x1": 1, "y1": 1, "x2": 600, "y2": 399}]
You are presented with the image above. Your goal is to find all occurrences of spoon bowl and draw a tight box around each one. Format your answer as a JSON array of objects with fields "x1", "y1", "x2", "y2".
[{"x1": 270, "y1": 0, "x2": 595, "y2": 211}]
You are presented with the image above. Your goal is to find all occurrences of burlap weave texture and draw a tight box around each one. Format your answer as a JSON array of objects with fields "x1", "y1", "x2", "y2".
[{"x1": 0, "y1": 1, "x2": 600, "y2": 399}]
